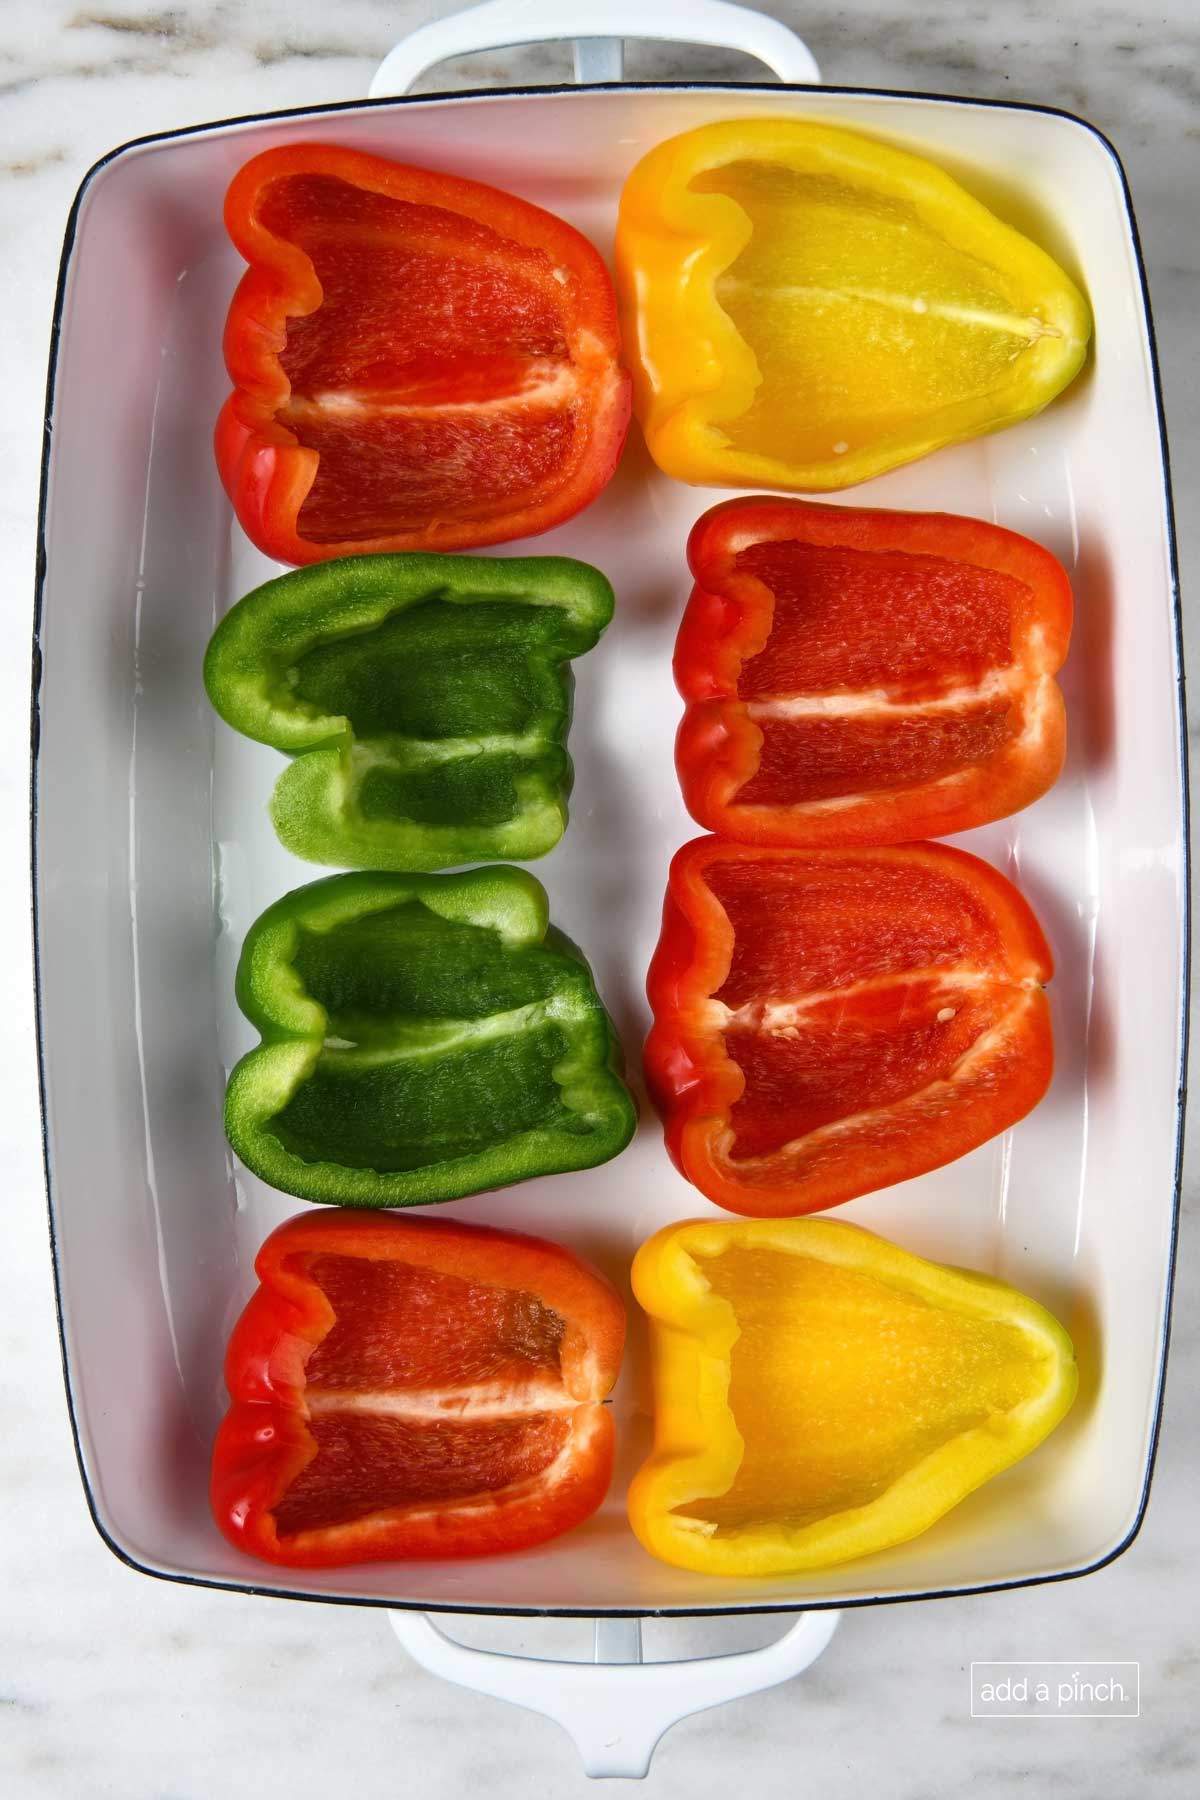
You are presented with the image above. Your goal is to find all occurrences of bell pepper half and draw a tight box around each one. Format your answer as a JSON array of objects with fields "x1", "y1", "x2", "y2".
[
  {"x1": 629, "y1": 1216, "x2": 1077, "y2": 1576},
  {"x1": 676, "y1": 497, "x2": 1072, "y2": 845},
  {"x1": 217, "y1": 143, "x2": 630, "y2": 563},
  {"x1": 204, "y1": 551, "x2": 613, "y2": 870},
  {"x1": 615, "y1": 118, "x2": 1091, "y2": 492},
  {"x1": 226, "y1": 868, "x2": 636, "y2": 1207},
  {"x1": 212, "y1": 1209, "x2": 625, "y2": 1565},
  {"x1": 646, "y1": 838, "x2": 1053, "y2": 1215}
]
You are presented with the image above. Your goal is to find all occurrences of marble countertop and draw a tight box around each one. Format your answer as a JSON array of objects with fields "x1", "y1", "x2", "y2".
[{"x1": 2, "y1": 2, "x2": 1197, "y2": 1794}]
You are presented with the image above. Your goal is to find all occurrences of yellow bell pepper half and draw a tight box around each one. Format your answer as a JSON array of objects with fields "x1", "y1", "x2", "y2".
[
  {"x1": 615, "y1": 119, "x2": 1092, "y2": 492},
  {"x1": 629, "y1": 1217, "x2": 1078, "y2": 1577}
]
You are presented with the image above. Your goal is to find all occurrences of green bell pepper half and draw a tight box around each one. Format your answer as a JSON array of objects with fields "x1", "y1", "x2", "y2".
[
  {"x1": 226, "y1": 866, "x2": 637, "y2": 1207},
  {"x1": 203, "y1": 552, "x2": 615, "y2": 870}
]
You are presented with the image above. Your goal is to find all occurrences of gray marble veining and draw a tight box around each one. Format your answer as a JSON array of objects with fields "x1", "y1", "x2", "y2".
[{"x1": 1, "y1": 3, "x2": 1197, "y2": 1794}]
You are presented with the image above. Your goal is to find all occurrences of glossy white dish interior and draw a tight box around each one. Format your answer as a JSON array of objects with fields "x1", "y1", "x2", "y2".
[{"x1": 35, "y1": 84, "x2": 1184, "y2": 1613}]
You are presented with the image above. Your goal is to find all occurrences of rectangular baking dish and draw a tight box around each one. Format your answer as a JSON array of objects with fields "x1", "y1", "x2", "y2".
[{"x1": 33, "y1": 4, "x2": 1186, "y2": 1632}]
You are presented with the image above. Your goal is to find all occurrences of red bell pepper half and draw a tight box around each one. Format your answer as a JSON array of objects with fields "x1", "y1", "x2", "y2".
[
  {"x1": 675, "y1": 498, "x2": 1072, "y2": 846},
  {"x1": 646, "y1": 838, "x2": 1054, "y2": 1216},
  {"x1": 211, "y1": 1211, "x2": 625, "y2": 1566},
  {"x1": 216, "y1": 144, "x2": 630, "y2": 564}
]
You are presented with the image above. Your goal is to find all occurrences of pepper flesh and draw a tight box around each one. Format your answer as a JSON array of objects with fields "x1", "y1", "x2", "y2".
[
  {"x1": 212, "y1": 1209, "x2": 625, "y2": 1565},
  {"x1": 204, "y1": 552, "x2": 613, "y2": 870},
  {"x1": 629, "y1": 1216, "x2": 1077, "y2": 1576},
  {"x1": 217, "y1": 144, "x2": 629, "y2": 562},
  {"x1": 615, "y1": 119, "x2": 1091, "y2": 492},
  {"x1": 676, "y1": 497, "x2": 1072, "y2": 845},
  {"x1": 227, "y1": 868, "x2": 636, "y2": 1207},
  {"x1": 646, "y1": 838, "x2": 1053, "y2": 1215}
]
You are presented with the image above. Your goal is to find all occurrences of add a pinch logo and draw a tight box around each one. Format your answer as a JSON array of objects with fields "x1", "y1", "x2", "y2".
[{"x1": 971, "y1": 1663, "x2": 1140, "y2": 1718}]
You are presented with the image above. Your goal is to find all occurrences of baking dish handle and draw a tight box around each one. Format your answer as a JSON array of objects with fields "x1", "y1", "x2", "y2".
[
  {"x1": 369, "y1": 0, "x2": 821, "y2": 95},
  {"x1": 389, "y1": 1608, "x2": 840, "y2": 1778}
]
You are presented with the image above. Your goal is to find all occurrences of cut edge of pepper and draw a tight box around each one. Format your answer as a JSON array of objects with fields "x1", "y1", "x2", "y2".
[
  {"x1": 629, "y1": 1217, "x2": 1079, "y2": 1577},
  {"x1": 226, "y1": 871, "x2": 636, "y2": 1209},
  {"x1": 617, "y1": 115, "x2": 1093, "y2": 494},
  {"x1": 213, "y1": 1211, "x2": 625, "y2": 1565}
]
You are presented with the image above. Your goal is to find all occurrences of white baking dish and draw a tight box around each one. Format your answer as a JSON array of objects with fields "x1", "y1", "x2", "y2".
[{"x1": 32, "y1": 0, "x2": 1186, "y2": 1772}]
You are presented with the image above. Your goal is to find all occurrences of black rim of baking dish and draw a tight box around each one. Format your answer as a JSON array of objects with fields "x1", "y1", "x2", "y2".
[{"x1": 30, "y1": 79, "x2": 1190, "y2": 1620}]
